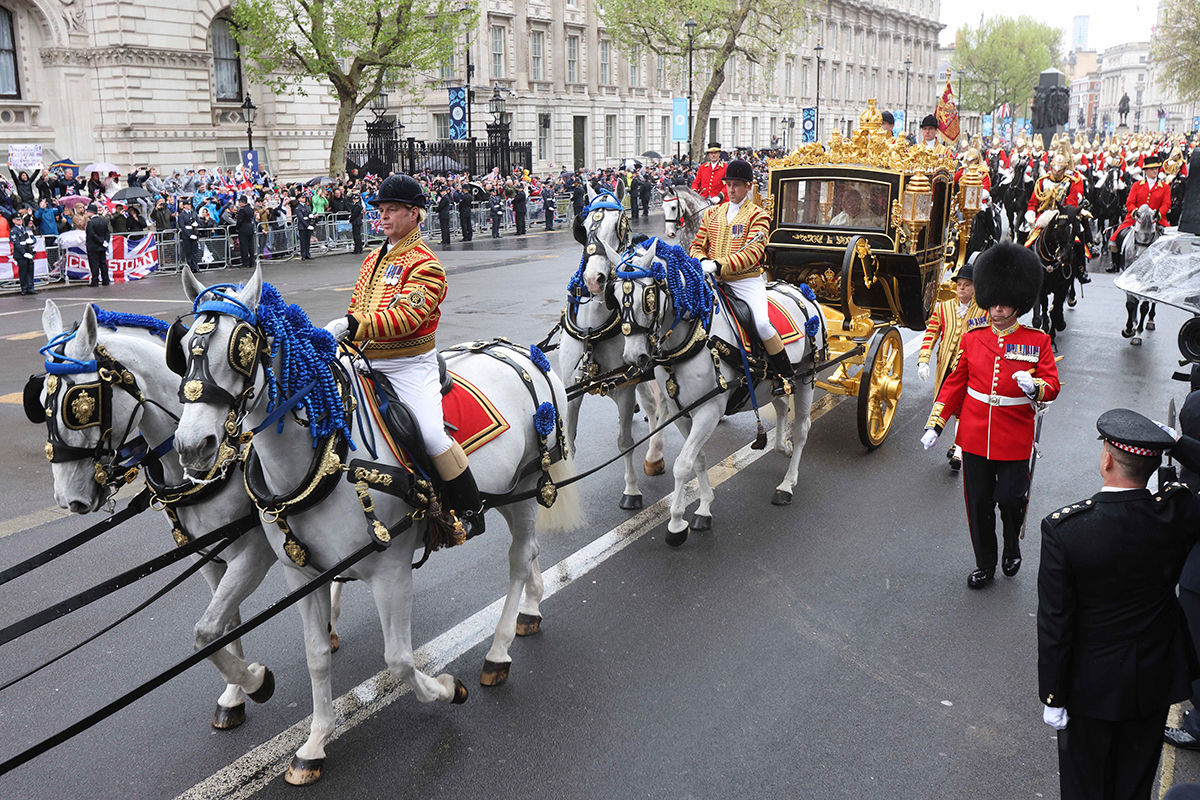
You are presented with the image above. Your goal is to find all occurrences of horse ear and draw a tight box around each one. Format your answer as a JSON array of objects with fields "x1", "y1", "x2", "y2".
[
  {"x1": 586, "y1": 184, "x2": 597, "y2": 203},
  {"x1": 182, "y1": 265, "x2": 205, "y2": 304},
  {"x1": 42, "y1": 299, "x2": 62, "y2": 342},
  {"x1": 238, "y1": 264, "x2": 264, "y2": 312},
  {"x1": 67, "y1": 303, "x2": 97, "y2": 362}
]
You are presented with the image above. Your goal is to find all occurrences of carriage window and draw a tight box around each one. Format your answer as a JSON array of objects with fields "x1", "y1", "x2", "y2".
[{"x1": 778, "y1": 178, "x2": 890, "y2": 231}]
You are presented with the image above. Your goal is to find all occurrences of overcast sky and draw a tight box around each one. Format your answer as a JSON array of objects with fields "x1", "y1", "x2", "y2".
[{"x1": 937, "y1": 3, "x2": 1157, "y2": 53}]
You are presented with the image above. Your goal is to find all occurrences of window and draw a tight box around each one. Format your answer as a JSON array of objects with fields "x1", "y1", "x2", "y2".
[
  {"x1": 731, "y1": 117, "x2": 739, "y2": 144},
  {"x1": 802, "y1": 62, "x2": 809, "y2": 97},
  {"x1": 859, "y1": 69, "x2": 865, "y2": 101},
  {"x1": 785, "y1": 58, "x2": 794, "y2": 96},
  {"x1": 635, "y1": 115, "x2": 645, "y2": 154},
  {"x1": 605, "y1": 114, "x2": 616, "y2": 157},
  {"x1": 531, "y1": 31, "x2": 543, "y2": 81},
  {"x1": 211, "y1": 18, "x2": 242, "y2": 102},
  {"x1": 538, "y1": 113, "x2": 550, "y2": 160},
  {"x1": 817, "y1": 19, "x2": 824, "y2": 44},
  {"x1": 871, "y1": 71, "x2": 877, "y2": 99},
  {"x1": 748, "y1": 60, "x2": 755, "y2": 91},
  {"x1": 871, "y1": 31, "x2": 877, "y2": 57},
  {"x1": 846, "y1": 67, "x2": 852, "y2": 100},
  {"x1": 491, "y1": 26, "x2": 505, "y2": 79},
  {"x1": 751, "y1": 117, "x2": 758, "y2": 147},
  {"x1": 829, "y1": 23, "x2": 837, "y2": 50},
  {"x1": 439, "y1": 53, "x2": 455, "y2": 81},
  {"x1": 434, "y1": 113, "x2": 451, "y2": 140},
  {"x1": 765, "y1": 63, "x2": 773, "y2": 94},
  {"x1": 831, "y1": 67, "x2": 838, "y2": 100},
  {"x1": 657, "y1": 54, "x2": 666, "y2": 89},
  {"x1": 728, "y1": 56, "x2": 737, "y2": 91},
  {"x1": 661, "y1": 115, "x2": 670, "y2": 151},
  {"x1": 600, "y1": 40, "x2": 610, "y2": 85},
  {"x1": 630, "y1": 46, "x2": 640, "y2": 87},
  {"x1": 709, "y1": 117, "x2": 718, "y2": 143},
  {"x1": 567, "y1": 36, "x2": 579, "y2": 83},
  {"x1": 858, "y1": 29, "x2": 864, "y2": 56}
]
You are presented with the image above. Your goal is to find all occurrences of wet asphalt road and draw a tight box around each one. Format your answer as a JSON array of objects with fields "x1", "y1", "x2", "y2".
[{"x1": 0, "y1": 220, "x2": 1193, "y2": 800}]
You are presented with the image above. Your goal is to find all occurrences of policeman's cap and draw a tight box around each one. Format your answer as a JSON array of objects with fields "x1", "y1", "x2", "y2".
[
  {"x1": 372, "y1": 173, "x2": 427, "y2": 209},
  {"x1": 724, "y1": 159, "x2": 753, "y2": 183},
  {"x1": 921, "y1": 114, "x2": 938, "y2": 129},
  {"x1": 1096, "y1": 408, "x2": 1175, "y2": 457}
]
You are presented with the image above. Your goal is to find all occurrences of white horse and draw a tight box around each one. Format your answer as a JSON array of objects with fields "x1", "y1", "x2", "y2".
[
  {"x1": 171, "y1": 266, "x2": 582, "y2": 785},
  {"x1": 561, "y1": 185, "x2": 666, "y2": 510},
  {"x1": 660, "y1": 185, "x2": 709, "y2": 251},
  {"x1": 34, "y1": 301, "x2": 278, "y2": 730},
  {"x1": 606, "y1": 239, "x2": 825, "y2": 546},
  {"x1": 1121, "y1": 203, "x2": 1163, "y2": 345}
]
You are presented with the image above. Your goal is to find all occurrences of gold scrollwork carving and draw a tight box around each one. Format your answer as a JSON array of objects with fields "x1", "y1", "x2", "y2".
[
  {"x1": 183, "y1": 381, "x2": 203, "y2": 402},
  {"x1": 353, "y1": 467, "x2": 394, "y2": 486}
]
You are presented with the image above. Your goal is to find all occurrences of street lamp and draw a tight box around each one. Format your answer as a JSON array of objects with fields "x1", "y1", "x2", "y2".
[
  {"x1": 371, "y1": 90, "x2": 389, "y2": 118},
  {"x1": 686, "y1": 18, "x2": 697, "y2": 159},
  {"x1": 486, "y1": 85, "x2": 512, "y2": 174},
  {"x1": 488, "y1": 85, "x2": 506, "y2": 121},
  {"x1": 241, "y1": 93, "x2": 256, "y2": 153},
  {"x1": 815, "y1": 41, "x2": 824, "y2": 144},
  {"x1": 904, "y1": 56, "x2": 912, "y2": 139}
]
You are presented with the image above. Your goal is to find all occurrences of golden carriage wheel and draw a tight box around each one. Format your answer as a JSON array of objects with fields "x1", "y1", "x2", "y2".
[{"x1": 857, "y1": 326, "x2": 903, "y2": 449}]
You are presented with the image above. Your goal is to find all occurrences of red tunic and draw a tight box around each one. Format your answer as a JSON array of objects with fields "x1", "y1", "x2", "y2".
[
  {"x1": 1027, "y1": 173, "x2": 1084, "y2": 214},
  {"x1": 927, "y1": 323, "x2": 1061, "y2": 461},
  {"x1": 1112, "y1": 177, "x2": 1171, "y2": 238},
  {"x1": 954, "y1": 167, "x2": 992, "y2": 192},
  {"x1": 691, "y1": 160, "x2": 728, "y2": 202}
]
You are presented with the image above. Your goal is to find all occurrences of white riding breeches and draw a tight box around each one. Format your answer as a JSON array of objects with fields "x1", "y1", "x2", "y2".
[
  {"x1": 370, "y1": 350, "x2": 455, "y2": 456},
  {"x1": 723, "y1": 274, "x2": 778, "y2": 341}
]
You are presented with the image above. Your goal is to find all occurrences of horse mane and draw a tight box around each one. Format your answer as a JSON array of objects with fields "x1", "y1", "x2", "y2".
[
  {"x1": 622, "y1": 238, "x2": 713, "y2": 325},
  {"x1": 93, "y1": 305, "x2": 171, "y2": 338}
]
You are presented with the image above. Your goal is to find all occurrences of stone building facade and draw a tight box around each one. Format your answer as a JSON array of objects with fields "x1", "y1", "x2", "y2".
[{"x1": 0, "y1": 0, "x2": 942, "y2": 180}]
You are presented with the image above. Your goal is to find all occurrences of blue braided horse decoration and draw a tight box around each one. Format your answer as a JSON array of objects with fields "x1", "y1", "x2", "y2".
[
  {"x1": 607, "y1": 237, "x2": 827, "y2": 546},
  {"x1": 171, "y1": 265, "x2": 582, "y2": 785}
]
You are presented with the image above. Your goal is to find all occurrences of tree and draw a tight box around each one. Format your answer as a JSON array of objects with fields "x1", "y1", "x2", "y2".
[
  {"x1": 1151, "y1": 0, "x2": 1200, "y2": 102},
  {"x1": 232, "y1": 0, "x2": 466, "y2": 177},
  {"x1": 951, "y1": 16, "x2": 1064, "y2": 119},
  {"x1": 601, "y1": 0, "x2": 807, "y2": 160}
]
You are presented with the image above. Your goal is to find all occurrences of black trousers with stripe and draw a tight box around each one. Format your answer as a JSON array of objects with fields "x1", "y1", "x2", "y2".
[
  {"x1": 961, "y1": 453, "x2": 1029, "y2": 573},
  {"x1": 1057, "y1": 707, "x2": 1169, "y2": 800}
]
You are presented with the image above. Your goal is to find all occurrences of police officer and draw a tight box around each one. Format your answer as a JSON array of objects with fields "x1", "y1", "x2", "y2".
[
  {"x1": 542, "y1": 184, "x2": 555, "y2": 230},
  {"x1": 349, "y1": 191, "x2": 365, "y2": 254},
  {"x1": 84, "y1": 203, "x2": 111, "y2": 286},
  {"x1": 512, "y1": 182, "x2": 527, "y2": 235},
  {"x1": 235, "y1": 195, "x2": 256, "y2": 270},
  {"x1": 452, "y1": 182, "x2": 473, "y2": 241},
  {"x1": 922, "y1": 242, "x2": 1060, "y2": 588},
  {"x1": 177, "y1": 198, "x2": 199, "y2": 273},
  {"x1": 13, "y1": 209, "x2": 37, "y2": 295},
  {"x1": 1038, "y1": 409, "x2": 1200, "y2": 800},
  {"x1": 436, "y1": 186, "x2": 453, "y2": 246},
  {"x1": 296, "y1": 195, "x2": 314, "y2": 260}
]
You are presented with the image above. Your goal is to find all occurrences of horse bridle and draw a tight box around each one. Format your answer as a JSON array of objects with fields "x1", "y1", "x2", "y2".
[
  {"x1": 168, "y1": 284, "x2": 267, "y2": 416},
  {"x1": 663, "y1": 192, "x2": 701, "y2": 232}
]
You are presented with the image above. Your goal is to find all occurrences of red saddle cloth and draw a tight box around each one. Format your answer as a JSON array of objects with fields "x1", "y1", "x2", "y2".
[
  {"x1": 718, "y1": 285, "x2": 805, "y2": 351},
  {"x1": 356, "y1": 369, "x2": 510, "y2": 470}
]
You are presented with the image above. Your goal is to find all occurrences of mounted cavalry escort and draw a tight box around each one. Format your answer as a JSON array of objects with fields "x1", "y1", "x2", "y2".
[
  {"x1": 25, "y1": 303, "x2": 279, "y2": 731},
  {"x1": 170, "y1": 173, "x2": 582, "y2": 786},
  {"x1": 660, "y1": 184, "x2": 710, "y2": 251},
  {"x1": 1112, "y1": 152, "x2": 1171, "y2": 345}
]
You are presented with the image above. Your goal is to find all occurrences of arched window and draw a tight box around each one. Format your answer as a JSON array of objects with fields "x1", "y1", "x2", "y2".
[
  {"x1": 212, "y1": 18, "x2": 242, "y2": 102},
  {"x1": 0, "y1": 8, "x2": 19, "y2": 99}
]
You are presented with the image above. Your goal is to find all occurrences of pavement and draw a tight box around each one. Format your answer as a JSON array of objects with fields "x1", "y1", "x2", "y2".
[{"x1": 0, "y1": 217, "x2": 1198, "y2": 799}]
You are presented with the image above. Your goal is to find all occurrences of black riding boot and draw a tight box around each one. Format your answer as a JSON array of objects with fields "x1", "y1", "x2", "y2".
[
  {"x1": 768, "y1": 349, "x2": 795, "y2": 397},
  {"x1": 447, "y1": 467, "x2": 486, "y2": 539}
]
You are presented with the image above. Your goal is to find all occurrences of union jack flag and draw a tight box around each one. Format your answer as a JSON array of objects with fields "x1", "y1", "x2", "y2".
[{"x1": 59, "y1": 233, "x2": 159, "y2": 282}]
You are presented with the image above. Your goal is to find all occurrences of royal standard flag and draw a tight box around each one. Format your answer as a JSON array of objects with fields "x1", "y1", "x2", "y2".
[{"x1": 936, "y1": 76, "x2": 960, "y2": 143}]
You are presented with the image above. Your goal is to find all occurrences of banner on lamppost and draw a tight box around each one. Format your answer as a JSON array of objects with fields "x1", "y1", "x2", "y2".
[
  {"x1": 671, "y1": 98, "x2": 690, "y2": 142},
  {"x1": 801, "y1": 107, "x2": 817, "y2": 143},
  {"x1": 893, "y1": 110, "x2": 906, "y2": 136},
  {"x1": 241, "y1": 150, "x2": 260, "y2": 178},
  {"x1": 1193, "y1": 115, "x2": 1199, "y2": 131},
  {"x1": 448, "y1": 87, "x2": 467, "y2": 140},
  {"x1": 982, "y1": 115, "x2": 993, "y2": 137}
]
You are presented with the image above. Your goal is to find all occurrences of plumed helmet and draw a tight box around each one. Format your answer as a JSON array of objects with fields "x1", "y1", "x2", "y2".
[
  {"x1": 1050, "y1": 151, "x2": 1068, "y2": 171},
  {"x1": 972, "y1": 241, "x2": 1043, "y2": 315},
  {"x1": 372, "y1": 173, "x2": 426, "y2": 209},
  {"x1": 920, "y1": 114, "x2": 938, "y2": 129},
  {"x1": 724, "y1": 159, "x2": 753, "y2": 183}
]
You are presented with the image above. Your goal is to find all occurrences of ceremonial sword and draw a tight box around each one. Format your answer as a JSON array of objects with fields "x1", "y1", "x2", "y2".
[{"x1": 1019, "y1": 355, "x2": 1065, "y2": 540}]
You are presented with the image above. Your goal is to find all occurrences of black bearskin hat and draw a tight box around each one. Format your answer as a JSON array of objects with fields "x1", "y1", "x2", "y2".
[{"x1": 972, "y1": 241, "x2": 1043, "y2": 315}]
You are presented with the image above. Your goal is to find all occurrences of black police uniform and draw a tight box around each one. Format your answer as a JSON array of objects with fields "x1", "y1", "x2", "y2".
[
  {"x1": 235, "y1": 201, "x2": 256, "y2": 270},
  {"x1": 542, "y1": 188, "x2": 555, "y2": 230},
  {"x1": 512, "y1": 187, "x2": 527, "y2": 235},
  {"x1": 85, "y1": 212, "x2": 111, "y2": 286},
  {"x1": 349, "y1": 195, "x2": 364, "y2": 254},
  {"x1": 177, "y1": 205, "x2": 199, "y2": 272},
  {"x1": 296, "y1": 201, "x2": 313, "y2": 260},
  {"x1": 453, "y1": 188, "x2": 473, "y2": 240},
  {"x1": 437, "y1": 191, "x2": 453, "y2": 245},
  {"x1": 1038, "y1": 409, "x2": 1200, "y2": 800}
]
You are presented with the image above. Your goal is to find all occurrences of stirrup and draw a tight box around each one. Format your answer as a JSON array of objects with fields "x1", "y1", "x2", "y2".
[{"x1": 771, "y1": 376, "x2": 793, "y2": 397}]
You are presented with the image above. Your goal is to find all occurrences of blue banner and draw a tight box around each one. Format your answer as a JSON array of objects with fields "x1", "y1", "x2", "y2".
[
  {"x1": 448, "y1": 87, "x2": 467, "y2": 140},
  {"x1": 801, "y1": 107, "x2": 816, "y2": 143},
  {"x1": 671, "y1": 98, "x2": 690, "y2": 142},
  {"x1": 892, "y1": 110, "x2": 905, "y2": 136},
  {"x1": 1194, "y1": 115, "x2": 1199, "y2": 131},
  {"x1": 1016, "y1": 117, "x2": 1029, "y2": 133},
  {"x1": 982, "y1": 114, "x2": 993, "y2": 137},
  {"x1": 241, "y1": 149, "x2": 260, "y2": 177}
]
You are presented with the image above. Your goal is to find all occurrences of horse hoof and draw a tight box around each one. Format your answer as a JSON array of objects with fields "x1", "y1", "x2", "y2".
[
  {"x1": 644, "y1": 458, "x2": 666, "y2": 476},
  {"x1": 329, "y1": 632, "x2": 340, "y2": 653},
  {"x1": 247, "y1": 667, "x2": 275, "y2": 704},
  {"x1": 285, "y1": 756, "x2": 324, "y2": 786},
  {"x1": 665, "y1": 527, "x2": 689, "y2": 547},
  {"x1": 772, "y1": 490, "x2": 793, "y2": 506},
  {"x1": 619, "y1": 494, "x2": 644, "y2": 511},
  {"x1": 452, "y1": 677, "x2": 469, "y2": 704},
  {"x1": 1146, "y1": 321, "x2": 1156, "y2": 331},
  {"x1": 515, "y1": 612, "x2": 542, "y2": 636},
  {"x1": 1121, "y1": 328, "x2": 1135, "y2": 339},
  {"x1": 1131, "y1": 337, "x2": 1142, "y2": 347},
  {"x1": 480, "y1": 660, "x2": 511, "y2": 686},
  {"x1": 211, "y1": 702, "x2": 246, "y2": 730},
  {"x1": 1067, "y1": 296, "x2": 1077, "y2": 307},
  {"x1": 689, "y1": 514, "x2": 712, "y2": 532}
]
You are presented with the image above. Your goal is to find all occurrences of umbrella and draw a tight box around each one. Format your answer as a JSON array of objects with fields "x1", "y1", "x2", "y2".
[
  {"x1": 623, "y1": 158, "x2": 643, "y2": 169},
  {"x1": 467, "y1": 181, "x2": 488, "y2": 201},
  {"x1": 50, "y1": 159, "x2": 77, "y2": 170},
  {"x1": 641, "y1": 151, "x2": 663, "y2": 160},
  {"x1": 415, "y1": 155, "x2": 466, "y2": 172},
  {"x1": 112, "y1": 186, "x2": 151, "y2": 201},
  {"x1": 306, "y1": 176, "x2": 335, "y2": 186},
  {"x1": 59, "y1": 195, "x2": 90, "y2": 209},
  {"x1": 83, "y1": 162, "x2": 120, "y2": 176}
]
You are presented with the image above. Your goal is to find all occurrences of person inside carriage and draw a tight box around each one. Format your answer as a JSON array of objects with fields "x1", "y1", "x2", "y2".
[
  {"x1": 1108, "y1": 151, "x2": 1170, "y2": 272},
  {"x1": 325, "y1": 173, "x2": 485, "y2": 537},
  {"x1": 688, "y1": 158, "x2": 794, "y2": 397}
]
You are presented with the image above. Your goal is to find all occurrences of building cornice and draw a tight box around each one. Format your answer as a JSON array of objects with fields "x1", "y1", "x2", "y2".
[{"x1": 39, "y1": 46, "x2": 213, "y2": 69}]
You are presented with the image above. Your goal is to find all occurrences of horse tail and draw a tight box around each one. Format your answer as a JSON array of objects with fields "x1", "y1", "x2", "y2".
[{"x1": 537, "y1": 375, "x2": 585, "y2": 533}]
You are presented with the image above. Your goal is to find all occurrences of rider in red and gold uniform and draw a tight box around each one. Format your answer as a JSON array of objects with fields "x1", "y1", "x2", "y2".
[
  {"x1": 691, "y1": 143, "x2": 728, "y2": 204},
  {"x1": 327, "y1": 173, "x2": 485, "y2": 536},
  {"x1": 1109, "y1": 152, "x2": 1170, "y2": 271},
  {"x1": 1024, "y1": 149, "x2": 1084, "y2": 248},
  {"x1": 922, "y1": 242, "x2": 1061, "y2": 590}
]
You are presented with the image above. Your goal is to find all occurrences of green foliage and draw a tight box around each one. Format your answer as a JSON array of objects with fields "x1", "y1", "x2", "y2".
[
  {"x1": 951, "y1": 16, "x2": 1064, "y2": 116},
  {"x1": 1151, "y1": 0, "x2": 1200, "y2": 101}
]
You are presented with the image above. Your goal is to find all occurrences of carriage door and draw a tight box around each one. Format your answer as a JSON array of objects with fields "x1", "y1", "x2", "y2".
[{"x1": 573, "y1": 117, "x2": 587, "y2": 171}]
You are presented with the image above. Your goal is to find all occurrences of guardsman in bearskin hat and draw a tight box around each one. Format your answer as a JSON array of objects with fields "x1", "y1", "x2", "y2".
[
  {"x1": 691, "y1": 142, "x2": 728, "y2": 204},
  {"x1": 690, "y1": 158, "x2": 794, "y2": 395},
  {"x1": 917, "y1": 259, "x2": 987, "y2": 470},
  {"x1": 1038, "y1": 410, "x2": 1200, "y2": 800},
  {"x1": 922, "y1": 242, "x2": 1060, "y2": 589},
  {"x1": 325, "y1": 173, "x2": 485, "y2": 537},
  {"x1": 1109, "y1": 151, "x2": 1170, "y2": 271}
]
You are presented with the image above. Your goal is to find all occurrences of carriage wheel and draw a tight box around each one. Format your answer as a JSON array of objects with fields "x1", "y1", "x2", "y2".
[{"x1": 857, "y1": 326, "x2": 904, "y2": 449}]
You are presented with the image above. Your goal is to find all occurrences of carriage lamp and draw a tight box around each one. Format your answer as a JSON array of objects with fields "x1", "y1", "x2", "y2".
[
  {"x1": 959, "y1": 165, "x2": 983, "y2": 214},
  {"x1": 902, "y1": 172, "x2": 932, "y2": 226}
]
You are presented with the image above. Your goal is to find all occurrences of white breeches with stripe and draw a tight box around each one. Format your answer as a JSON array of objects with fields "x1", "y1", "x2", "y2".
[
  {"x1": 370, "y1": 350, "x2": 455, "y2": 456},
  {"x1": 723, "y1": 274, "x2": 778, "y2": 341}
]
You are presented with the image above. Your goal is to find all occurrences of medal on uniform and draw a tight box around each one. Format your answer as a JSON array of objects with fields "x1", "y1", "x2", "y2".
[
  {"x1": 1005, "y1": 343, "x2": 1039, "y2": 362},
  {"x1": 731, "y1": 224, "x2": 744, "y2": 238}
]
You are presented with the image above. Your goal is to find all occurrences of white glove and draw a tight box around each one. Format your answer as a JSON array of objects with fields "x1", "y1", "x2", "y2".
[
  {"x1": 323, "y1": 316, "x2": 350, "y2": 342},
  {"x1": 1043, "y1": 704, "x2": 1069, "y2": 731},
  {"x1": 1012, "y1": 370, "x2": 1036, "y2": 398},
  {"x1": 1155, "y1": 420, "x2": 1181, "y2": 441},
  {"x1": 921, "y1": 429, "x2": 939, "y2": 450},
  {"x1": 700, "y1": 259, "x2": 720, "y2": 275},
  {"x1": 1024, "y1": 209, "x2": 1036, "y2": 225},
  {"x1": 709, "y1": 196, "x2": 722, "y2": 206},
  {"x1": 917, "y1": 362, "x2": 930, "y2": 382}
]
